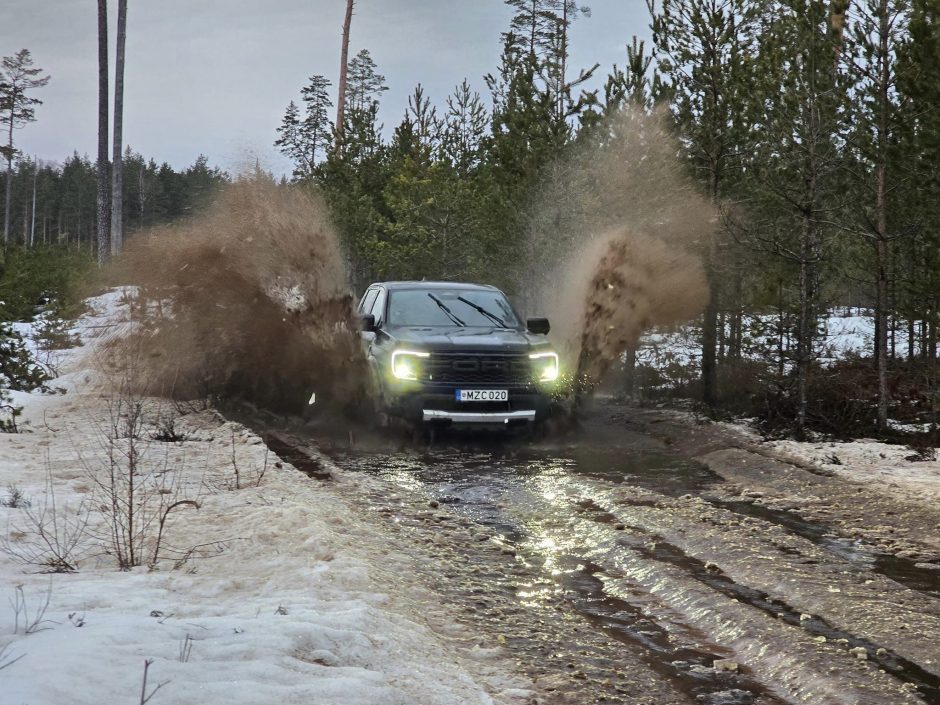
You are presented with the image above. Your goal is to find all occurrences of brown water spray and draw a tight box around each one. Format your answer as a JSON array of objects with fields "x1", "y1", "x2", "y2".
[
  {"x1": 526, "y1": 107, "x2": 715, "y2": 390},
  {"x1": 105, "y1": 178, "x2": 369, "y2": 415}
]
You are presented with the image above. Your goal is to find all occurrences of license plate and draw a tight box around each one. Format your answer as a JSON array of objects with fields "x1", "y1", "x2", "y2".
[{"x1": 455, "y1": 389, "x2": 508, "y2": 402}]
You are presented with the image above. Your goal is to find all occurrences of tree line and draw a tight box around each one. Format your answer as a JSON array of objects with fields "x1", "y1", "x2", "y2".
[{"x1": 0, "y1": 150, "x2": 227, "y2": 251}]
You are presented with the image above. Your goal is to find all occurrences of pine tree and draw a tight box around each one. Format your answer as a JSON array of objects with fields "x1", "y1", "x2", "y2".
[
  {"x1": 442, "y1": 80, "x2": 488, "y2": 174},
  {"x1": 276, "y1": 76, "x2": 335, "y2": 178},
  {"x1": 405, "y1": 84, "x2": 441, "y2": 149},
  {"x1": 0, "y1": 49, "x2": 50, "y2": 244},
  {"x1": 544, "y1": 1, "x2": 596, "y2": 131},
  {"x1": 843, "y1": 0, "x2": 913, "y2": 429},
  {"x1": 648, "y1": 0, "x2": 764, "y2": 407},
  {"x1": 744, "y1": 0, "x2": 849, "y2": 435},
  {"x1": 580, "y1": 36, "x2": 656, "y2": 130},
  {"x1": 345, "y1": 49, "x2": 388, "y2": 115},
  {"x1": 275, "y1": 100, "x2": 304, "y2": 171},
  {"x1": 300, "y1": 75, "x2": 334, "y2": 167}
]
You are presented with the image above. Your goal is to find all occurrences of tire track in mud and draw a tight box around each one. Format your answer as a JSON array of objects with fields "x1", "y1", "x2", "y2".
[
  {"x1": 572, "y1": 501, "x2": 940, "y2": 703},
  {"x1": 511, "y1": 470, "x2": 932, "y2": 705},
  {"x1": 707, "y1": 496, "x2": 940, "y2": 599},
  {"x1": 621, "y1": 409, "x2": 940, "y2": 565},
  {"x1": 315, "y1": 440, "x2": 926, "y2": 705},
  {"x1": 608, "y1": 408, "x2": 940, "y2": 600},
  {"x1": 550, "y1": 472, "x2": 940, "y2": 699}
]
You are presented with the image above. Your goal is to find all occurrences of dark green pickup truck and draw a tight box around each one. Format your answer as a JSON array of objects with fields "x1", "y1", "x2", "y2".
[{"x1": 357, "y1": 281, "x2": 560, "y2": 428}]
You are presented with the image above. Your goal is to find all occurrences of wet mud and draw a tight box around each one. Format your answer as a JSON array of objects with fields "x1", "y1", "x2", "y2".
[{"x1": 256, "y1": 405, "x2": 939, "y2": 705}]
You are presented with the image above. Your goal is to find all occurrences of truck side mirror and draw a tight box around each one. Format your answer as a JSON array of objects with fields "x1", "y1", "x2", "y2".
[
  {"x1": 358, "y1": 313, "x2": 377, "y2": 332},
  {"x1": 527, "y1": 317, "x2": 550, "y2": 335}
]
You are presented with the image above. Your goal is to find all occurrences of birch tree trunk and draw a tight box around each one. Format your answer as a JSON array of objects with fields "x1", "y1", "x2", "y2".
[{"x1": 110, "y1": 0, "x2": 127, "y2": 257}]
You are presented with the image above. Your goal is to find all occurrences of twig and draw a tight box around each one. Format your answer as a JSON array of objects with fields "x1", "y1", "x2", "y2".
[
  {"x1": 9, "y1": 579, "x2": 57, "y2": 634},
  {"x1": 139, "y1": 659, "x2": 169, "y2": 704},
  {"x1": 149, "y1": 500, "x2": 200, "y2": 568},
  {"x1": 178, "y1": 633, "x2": 193, "y2": 663},
  {"x1": 0, "y1": 641, "x2": 25, "y2": 671},
  {"x1": 230, "y1": 429, "x2": 240, "y2": 490},
  {"x1": 255, "y1": 444, "x2": 269, "y2": 488}
]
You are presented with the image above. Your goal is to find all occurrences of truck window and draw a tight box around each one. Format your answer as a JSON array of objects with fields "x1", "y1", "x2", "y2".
[
  {"x1": 358, "y1": 289, "x2": 378, "y2": 314},
  {"x1": 370, "y1": 288, "x2": 387, "y2": 324}
]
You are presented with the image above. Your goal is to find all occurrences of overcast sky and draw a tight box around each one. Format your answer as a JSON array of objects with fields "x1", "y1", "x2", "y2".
[{"x1": 4, "y1": 0, "x2": 652, "y2": 176}]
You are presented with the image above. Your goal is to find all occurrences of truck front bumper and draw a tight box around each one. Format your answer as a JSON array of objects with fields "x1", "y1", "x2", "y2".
[
  {"x1": 421, "y1": 409, "x2": 536, "y2": 425},
  {"x1": 382, "y1": 385, "x2": 550, "y2": 425}
]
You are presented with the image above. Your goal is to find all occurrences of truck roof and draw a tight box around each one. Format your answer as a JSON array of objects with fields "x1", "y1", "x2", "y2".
[{"x1": 372, "y1": 281, "x2": 500, "y2": 292}]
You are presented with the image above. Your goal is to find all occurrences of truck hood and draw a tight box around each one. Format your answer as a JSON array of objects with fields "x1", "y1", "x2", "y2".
[{"x1": 386, "y1": 326, "x2": 550, "y2": 353}]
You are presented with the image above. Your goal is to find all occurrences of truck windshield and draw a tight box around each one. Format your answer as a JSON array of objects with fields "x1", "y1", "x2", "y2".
[{"x1": 388, "y1": 289, "x2": 522, "y2": 328}]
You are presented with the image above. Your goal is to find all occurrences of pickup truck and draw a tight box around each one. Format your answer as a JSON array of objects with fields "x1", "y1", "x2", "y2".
[{"x1": 357, "y1": 281, "x2": 560, "y2": 428}]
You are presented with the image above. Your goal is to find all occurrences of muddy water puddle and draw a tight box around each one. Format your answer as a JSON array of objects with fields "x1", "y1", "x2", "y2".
[{"x1": 330, "y1": 443, "x2": 788, "y2": 705}]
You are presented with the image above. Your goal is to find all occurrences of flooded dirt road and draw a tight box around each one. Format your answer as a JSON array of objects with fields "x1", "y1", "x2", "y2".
[{"x1": 265, "y1": 402, "x2": 940, "y2": 705}]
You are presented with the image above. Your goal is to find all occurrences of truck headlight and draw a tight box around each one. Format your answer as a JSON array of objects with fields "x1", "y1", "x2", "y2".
[
  {"x1": 530, "y1": 351, "x2": 559, "y2": 382},
  {"x1": 391, "y1": 349, "x2": 430, "y2": 380}
]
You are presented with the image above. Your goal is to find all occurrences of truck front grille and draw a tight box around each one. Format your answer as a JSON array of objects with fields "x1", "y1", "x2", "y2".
[{"x1": 426, "y1": 353, "x2": 532, "y2": 387}]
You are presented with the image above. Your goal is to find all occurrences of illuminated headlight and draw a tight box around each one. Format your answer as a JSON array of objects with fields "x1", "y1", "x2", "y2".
[
  {"x1": 530, "y1": 351, "x2": 559, "y2": 382},
  {"x1": 391, "y1": 349, "x2": 430, "y2": 380}
]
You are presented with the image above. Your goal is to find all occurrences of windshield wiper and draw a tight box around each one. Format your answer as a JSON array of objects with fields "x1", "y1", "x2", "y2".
[
  {"x1": 428, "y1": 293, "x2": 465, "y2": 326},
  {"x1": 456, "y1": 296, "x2": 508, "y2": 328}
]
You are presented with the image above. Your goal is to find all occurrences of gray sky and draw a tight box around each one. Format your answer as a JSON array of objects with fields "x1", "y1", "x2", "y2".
[{"x1": 4, "y1": 0, "x2": 652, "y2": 175}]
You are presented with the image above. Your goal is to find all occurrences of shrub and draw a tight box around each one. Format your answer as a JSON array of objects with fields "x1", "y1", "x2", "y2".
[
  {"x1": 0, "y1": 245, "x2": 93, "y2": 322},
  {"x1": 0, "y1": 322, "x2": 50, "y2": 391}
]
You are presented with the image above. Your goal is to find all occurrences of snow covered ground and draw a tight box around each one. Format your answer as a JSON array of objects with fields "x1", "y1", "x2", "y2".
[
  {"x1": 657, "y1": 408, "x2": 940, "y2": 512},
  {"x1": 0, "y1": 292, "x2": 533, "y2": 705},
  {"x1": 637, "y1": 309, "x2": 887, "y2": 371},
  {"x1": 765, "y1": 436, "x2": 940, "y2": 510}
]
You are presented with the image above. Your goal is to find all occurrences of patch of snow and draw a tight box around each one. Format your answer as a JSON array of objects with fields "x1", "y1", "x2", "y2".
[
  {"x1": 887, "y1": 419, "x2": 936, "y2": 434},
  {"x1": 635, "y1": 309, "x2": 932, "y2": 379},
  {"x1": 766, "y1": 437, "x2": 940, "y2": 509}
]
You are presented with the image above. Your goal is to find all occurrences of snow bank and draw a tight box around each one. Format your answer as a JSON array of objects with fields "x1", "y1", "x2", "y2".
[
  {"x1": 766, "y1": 437, "x2": 940, "y2": 509},
  {"x1": 0, "y1": 292, "x2": 528, "y2": 705}
]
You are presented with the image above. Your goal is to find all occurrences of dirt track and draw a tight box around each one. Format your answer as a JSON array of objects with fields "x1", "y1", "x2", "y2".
[{"x1": 260, "y1": 401, "x2": 940, "y2": 705}]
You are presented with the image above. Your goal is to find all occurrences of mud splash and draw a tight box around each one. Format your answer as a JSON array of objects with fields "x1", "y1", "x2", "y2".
[
  {"x1": 526, "y1": 107, "x2": 714, "y2": 388},
  {"x1": 106, "y1": 178, "x2": 368, "y2": 415}
]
